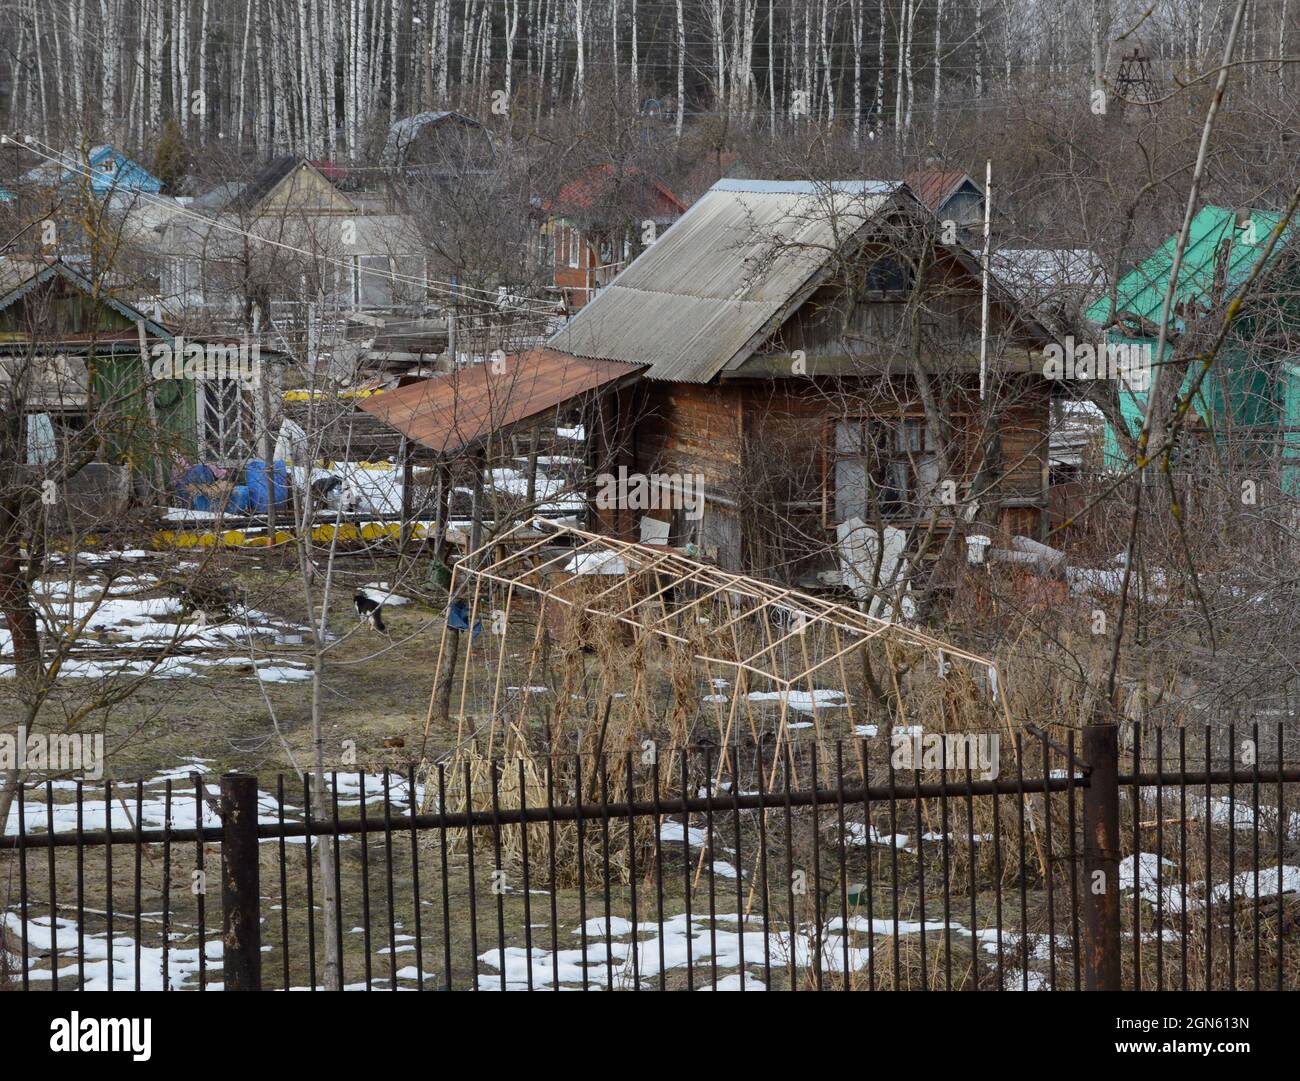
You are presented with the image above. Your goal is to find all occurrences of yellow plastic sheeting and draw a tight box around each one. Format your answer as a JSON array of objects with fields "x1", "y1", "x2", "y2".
[{"x1": 153, "y1": 522, "x2": 428, "y2": 549}]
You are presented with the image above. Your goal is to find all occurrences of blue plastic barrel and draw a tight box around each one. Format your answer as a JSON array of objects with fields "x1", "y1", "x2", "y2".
[
  {"x1": 246, "y1": 460, "x2": 289, "y2": 512},
  {"x1": 229, "y1": 485, "x2": 252, "y2": 514}
]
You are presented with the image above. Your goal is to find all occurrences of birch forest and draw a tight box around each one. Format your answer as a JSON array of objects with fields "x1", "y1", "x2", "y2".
[{"x1": 8, "y1": 0, "x2": 1297, "y2": 159}]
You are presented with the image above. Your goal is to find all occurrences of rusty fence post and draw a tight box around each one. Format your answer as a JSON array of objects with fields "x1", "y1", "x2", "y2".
[
  {"x1": 220, "y1": 773, "x2": 261, "y2": 990},
  {"x1": 1082, "y1": 723, "x2": 1121, "y2": 990}
]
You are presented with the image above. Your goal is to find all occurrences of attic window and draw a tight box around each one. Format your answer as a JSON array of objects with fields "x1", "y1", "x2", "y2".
[
  {"x1": 864, "y1": 256, "x2": 911, "y2": 294},
  {"x1": 99, "y1": 161, "x2": 115, "y2": 173}
]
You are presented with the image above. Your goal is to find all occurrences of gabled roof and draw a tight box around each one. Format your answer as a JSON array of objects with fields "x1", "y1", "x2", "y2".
[
  {"x1": 1085, "y1": 206, "x2": 1293, "y2": 334},
  {"x1": 201, "y1": 157, "x2": 355, "y2": 216},
  {"x1": 904, "y1": 169, "x2": 981, "y2": 213},
  {"x1": 548, "y1": 164, "x2": 687, "y2": 227},
  {"x1": 357, "y1": 349, "x2": 643, "y2": 454},
  {"x1": 547, "y1": 178, "x2": 905, "y2": 382},
  {"x1": 382, "y1": 111, "x2": 494, "y2": 167},
  {"x1": 21, "y1": 145, "x2": 162, "y2": 195},
  {"x1": 0, "y1": 259, "x2": 172, "y2": 340}
]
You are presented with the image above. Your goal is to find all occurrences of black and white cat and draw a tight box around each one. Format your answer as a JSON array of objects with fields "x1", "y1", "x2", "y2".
[{"x1": 353, "y1": 590, "x2": 387, "y2": 633}]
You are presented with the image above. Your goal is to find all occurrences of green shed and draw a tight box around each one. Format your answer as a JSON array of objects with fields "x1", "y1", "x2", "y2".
[{"x1": 1084, "y1": 206, "x2": 1300, "y2": 491}]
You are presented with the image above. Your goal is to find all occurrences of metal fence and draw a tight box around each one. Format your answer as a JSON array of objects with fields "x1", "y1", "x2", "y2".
[{"x1": 3, "y1": 723, "x2": 1299, "y2": 991}]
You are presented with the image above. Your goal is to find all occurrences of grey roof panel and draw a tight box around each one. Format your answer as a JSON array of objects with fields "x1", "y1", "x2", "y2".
[{"x1": 548, "y1": 180, "x2": 899, "y2": 382}]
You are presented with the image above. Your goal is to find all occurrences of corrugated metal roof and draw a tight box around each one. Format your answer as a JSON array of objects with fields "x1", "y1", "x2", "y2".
[
  {"x1": 547, "y1": 179, "x2": 899, "y2": 382},
  {"x1": 356, "y1": 348, "x2": 643, "y2": 454},
  {"x1": 1085, "y1": 207, "x2": 1293, "y2": 332}
]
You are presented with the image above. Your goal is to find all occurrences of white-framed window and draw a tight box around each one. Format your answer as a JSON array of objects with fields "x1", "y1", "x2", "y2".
[
  {"x1": 568, "y1": 226, "x2": 580, "y2": 268},
  {"x1": 832, "y1": 417, "x2": 941, "y2": 522}
]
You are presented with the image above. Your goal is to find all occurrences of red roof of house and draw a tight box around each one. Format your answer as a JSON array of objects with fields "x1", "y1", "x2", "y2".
[
  {"x1": 357, "y1": 349, "x2": 644, "y2": 454},
  {"x1": 549, "y1": 164, "x2": 687, "y2": 224},
  {"x1": 904, "y1": 169, "x2": 979, "y2": 212},
  {"x1": 309, "y1": 159, "x2": 351, "y2": 182}
]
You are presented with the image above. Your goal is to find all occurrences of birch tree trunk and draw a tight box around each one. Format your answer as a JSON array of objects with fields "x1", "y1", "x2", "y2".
[
  {"x1": 675, "y1": 0, "x2": 684, "y2": 135},
  {"x1": 873, "y1": 0, "x2": 884, "y2": 138},
  {"x1": 932, "y1": 0, "x2": 942, "y2": 130},
  {"x1": 197, "y1": 0, "x2": 209, "y2": 139},
  {"x1": 769, "y1": 0, "x2": 776, "y2": 134},
  {"x1": 178, "y1": 0, "x2": 190, "y2": 133}
]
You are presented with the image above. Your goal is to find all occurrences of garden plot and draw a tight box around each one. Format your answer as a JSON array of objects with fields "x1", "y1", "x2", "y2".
[
  {"x1": 0, "y1": 560, "x2": 315, "y2": 682},
  {"x1": 2, "y1": 758, "x2": 425, "y2": 839}
]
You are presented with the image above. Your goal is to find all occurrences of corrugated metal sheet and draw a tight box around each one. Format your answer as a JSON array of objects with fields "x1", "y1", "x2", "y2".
[
  {"x1": 548, "y1": 179, "x2": 899, "y2": 383},
  {"x1": 1085, "y1": 207, "x2": 1293, "y2": 331},
  {"x1": 356, "y1": 348, "x2": 642, "y2": 454}
]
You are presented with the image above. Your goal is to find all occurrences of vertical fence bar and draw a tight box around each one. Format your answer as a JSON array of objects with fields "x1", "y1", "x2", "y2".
[
  {"x1": 1277, "y1": 720, "x2": 1285, "y2": 992},
  {"x1": 44, "y1": 780, "x2": 58, "y2": 991},
  {"x1": 1082, "y1": 723, "x2": 1121, "y2": 991},
  {"x1": 574, "y1": 754, "x2": 589, "y2": 992},
  {"x1": 546, "y1": 759, "x2": 560, "y2": 991},
  {"x1": 811, "y1": 744, "x2": 824, "y2": 990},
  {"x1": 277, "y1": 775, "x2": 290, "y2": 991},
  {"x1": 76, "y1": 780, "x2": 86, "y2": 990},
  {"x1": 1204, "y1": 728, "x2": 1213, "y2": 991},
  {"x1": 220, "y1": 773, "x2": 261, "y2": 991},
  {"x1": 104, "y1": 782, "x2": 113, "y2": 991},
  {"x1": 706, "y1": 745, "x2": 720, "y2": 990},
  {"x1": 679, "y1": 747, "x2": 693, "y2": 990},
  {"x1": 1015, "y1": 732, "x2": 1027, "y2": 991},
  {"x1": 17, "y1": 784, "x2": 28, "y2": 990},
  {"x1": 1179, "y1": 727, "x2": 1188, "y2": 992},
  {"x1": 358, "y1": 772, "x2": 372, "y2": 991},
  {"x1": 755, "y1": 743, "x2": 768, "y2": 989},
  {"x1": 625, "y1": 751, "x2": 640, "y2": 990},
  {"x1": 861, "y1": 739, "x2": 875, "y2": 992},
  {"x1": 162, "y1": 779, "x2": 173, "y2": 991},
  {"x1": 409, "y1": 764, "x2": 424, "y2": 992},
  {"x1": 1227, "y1": 721, "x2": 1236, "y2": 990},
  {"x1": 653, "y1": 753, "x2": 667, "y2": 991},
  {"x1": 1041, "y1": 732, "x2": 1055, "y2": 990},
  {"x1": 489, "y1": 761, "x2": 506, "y2": 991},
  {"x1": 302, "y1": 775, "x2": 317, "y2": 991},
  {"x1": 463, "y1": 761, "x2": 479, "y2": 990},
  {"x1": 133, "y1": 780, "x2": 143, "y2": 992},
  {"x1": 965, "y1": 759, "x2": 978, "y2": 991},
  {"x1": 1251, "y1": 721, "x2": 1260, "y2": 992},
  {"x1": 1155, "y1": 727, "x2": 1164, "y2": 991},
  {"x1": 438, "y1": 763, "x2": 452, "y2": 990},
  {"x1": 519, "y1": 759, "x2": 533, "y2": 992},
  {"x1": 193, "y1": 772, "x2": 205, "y2": 991},
  {"x1": 782, "y1": 744, "x2": 796, "y2": 991},
  {"x1": 1131, "y1": 724, "x2": 1141, "y2": 989},
  {"x1": 1066, "y1": 732, "x2": 1080, "y2": 991},
  {"x1": 836, "y1": 742, "x2": 850, "y2": 988},
  {"x1": 382, "y1": 771, "x2": 398, "y2": 993},
  {"x1": 599, "y1": 754, "x2": 614, "y2": 989}
]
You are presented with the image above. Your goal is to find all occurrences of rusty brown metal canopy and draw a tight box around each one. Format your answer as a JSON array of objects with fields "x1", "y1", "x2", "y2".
[{"x1": 356, "y1": 348, "x2": 643, "y2": 455}]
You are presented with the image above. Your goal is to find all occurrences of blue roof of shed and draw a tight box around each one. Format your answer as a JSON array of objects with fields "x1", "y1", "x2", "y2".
[{"x1": 21, "y1": 145, "x2": 163, "y2": 195}]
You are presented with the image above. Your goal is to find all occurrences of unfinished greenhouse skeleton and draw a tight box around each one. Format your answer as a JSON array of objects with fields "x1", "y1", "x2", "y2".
[{"x1": 425, "y1": 518, "x2": 1010, "y2": 776}]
